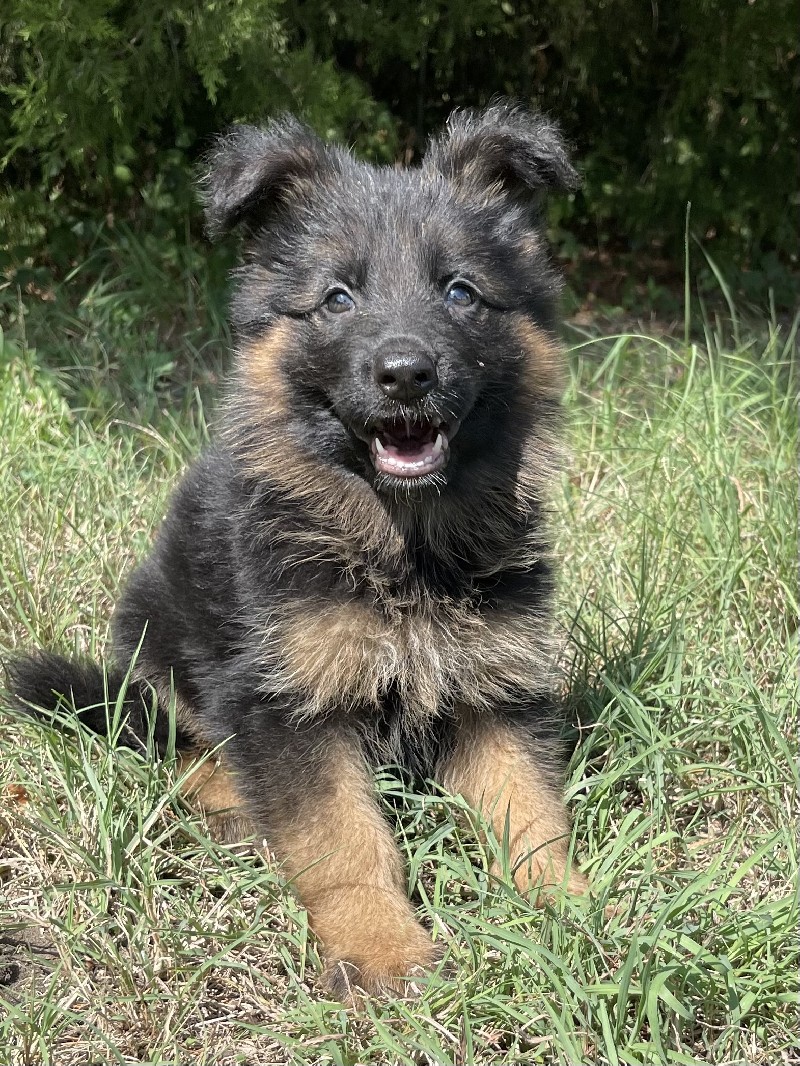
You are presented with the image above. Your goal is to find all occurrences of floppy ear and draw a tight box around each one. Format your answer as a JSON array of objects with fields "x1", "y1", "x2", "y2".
[
  {"x1": 201, "y1": 116, "x2": 336, "y2": 239},
  {"x1": 424, "y1": 100, "x2": 578, "y2": 197}
]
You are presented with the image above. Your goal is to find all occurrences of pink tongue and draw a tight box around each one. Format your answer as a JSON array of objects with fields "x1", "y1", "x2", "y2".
[
  {"x1": 375, "y1": 438, "x2": 439, "y2": 476},
  {"x1": 384, "y1": 440, "x2": 433, "y2": 460}
]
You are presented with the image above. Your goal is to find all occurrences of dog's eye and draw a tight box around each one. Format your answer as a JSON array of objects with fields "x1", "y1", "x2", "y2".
[
  {"x1": 444, "y1": 282, "x2": 476, "y2": 309},
  {"x1": 324, "y1": 289, "x2": 355, "y2": 314}
]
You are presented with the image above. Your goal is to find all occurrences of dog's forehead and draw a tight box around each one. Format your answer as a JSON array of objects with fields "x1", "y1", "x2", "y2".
[{"x1": 302, "y1": 162, "x2": 502, "y2": 276}]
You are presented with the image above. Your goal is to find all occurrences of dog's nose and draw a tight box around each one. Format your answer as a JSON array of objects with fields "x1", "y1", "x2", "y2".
[{"x1": 374, "y1": 344, "x2": 438, "y2": 401}]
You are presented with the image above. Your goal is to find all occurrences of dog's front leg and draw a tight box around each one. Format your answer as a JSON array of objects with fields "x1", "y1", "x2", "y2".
[
  {"x1": 222, "y1": 712, "x2": 438, "y2": 1000},
  {"x1": 437, "y1": 712, "x2": 587, "y2": 898}
]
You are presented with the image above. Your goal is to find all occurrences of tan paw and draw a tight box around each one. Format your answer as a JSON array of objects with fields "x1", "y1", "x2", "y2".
[
  {"x1": 494, "y1": 846, "x2": 589, "y2": 901},
  {"x1": 322, "y1": 922, "x2": 442, "y2": 1003}
]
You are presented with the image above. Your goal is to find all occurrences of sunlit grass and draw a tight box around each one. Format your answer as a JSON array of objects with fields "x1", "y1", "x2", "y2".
[{"x1": 0, "y1": 305, "x2": 797, "y2": 1064}]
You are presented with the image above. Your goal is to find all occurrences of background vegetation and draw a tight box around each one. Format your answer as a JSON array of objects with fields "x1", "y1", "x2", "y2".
[{"x1": 2, "y1": 0, "x2": 798, "y2": 318}]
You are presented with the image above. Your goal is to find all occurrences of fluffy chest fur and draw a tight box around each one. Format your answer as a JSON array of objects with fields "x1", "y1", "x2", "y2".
[{"x1": 255, "y1": 577, "x2": 556, "y2": 722}]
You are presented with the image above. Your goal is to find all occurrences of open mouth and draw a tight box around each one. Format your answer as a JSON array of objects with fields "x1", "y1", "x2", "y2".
[{"x1": 369, "y1": 418, "x2": 449, "y2": 479}]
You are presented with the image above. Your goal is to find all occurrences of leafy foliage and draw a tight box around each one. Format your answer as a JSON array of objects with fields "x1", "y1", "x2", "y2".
[
  {"x1": 1, "y1": 0, "x2": 797, "y2": 302},
  {"x1": 0, "y1": 0, "x2": 395, "y2": 263}
]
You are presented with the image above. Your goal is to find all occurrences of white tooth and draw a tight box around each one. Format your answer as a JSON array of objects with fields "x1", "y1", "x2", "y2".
[
  {"x1": 375, "y1": 437, "x2": 387, "y2": 455},
  {"x1": 432, "y1": 432, "x2": 444, "y2": 457}
]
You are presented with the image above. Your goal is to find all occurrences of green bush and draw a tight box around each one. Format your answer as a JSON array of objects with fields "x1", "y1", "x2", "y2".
[
  {"x1": 1, "y1": 0, "x2": 797, "y2": 304},
  {"x1": 293, "y1": 0, "x2": 797, "y2": 299},
  {"x1": 0, "y1": 0, "x2": 396, "y2": 263}
]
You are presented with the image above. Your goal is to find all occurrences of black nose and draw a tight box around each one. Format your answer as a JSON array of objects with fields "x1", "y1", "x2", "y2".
[{"x1": 374, "y1": 343, "x2": 438, "y2": 401}]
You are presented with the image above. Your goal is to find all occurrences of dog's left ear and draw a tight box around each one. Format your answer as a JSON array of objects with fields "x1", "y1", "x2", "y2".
[{"x1": 424, "y1": 100, "x2": 578, "y2": 197}]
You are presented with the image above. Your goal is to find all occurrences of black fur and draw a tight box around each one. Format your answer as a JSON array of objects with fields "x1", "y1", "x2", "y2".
[
  {"x1": 8, "y1": 101, "x2": 585, "y2": 998},
  {"x1": 5, "y1": 652, "x2": 190, "y2": 755}
]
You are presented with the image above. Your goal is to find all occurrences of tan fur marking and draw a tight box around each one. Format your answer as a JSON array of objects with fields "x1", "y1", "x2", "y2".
[
  {"x1": 271, "y1": 739, "x2": 436, "y2": 994},
  {"x1": 515, "y1": 317, "x2": 566, "y2": 399},
  {"x1": 272, "y1": 597, "x2": 556, "y2": 721},
  {"x1": 233, "y1": 328, "x2": 403, "y2": 563},
  {"x1": 176, "y1": 751, "x2": 252, "y2": 843},
  {"x1": 176, "y1": 751, "x2": 242, "y2": 812},
  {"x1": 240, "y1": 320, "x2": 293, "y2": 414},
  {"x1": 278, "y1": 600, "x2": 400, "y2": 714},
  {"x1": 441, "y1": 719, "x2": 587, "y2": 897}
]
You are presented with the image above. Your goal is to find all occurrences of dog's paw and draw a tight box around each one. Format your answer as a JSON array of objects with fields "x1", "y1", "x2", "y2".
[
  {"x1": 322, "y1": 923, "x2": 442, "y2": 1003},
  {"x1": 494, "y1": 847, "x2": 589, "y2": 902}
]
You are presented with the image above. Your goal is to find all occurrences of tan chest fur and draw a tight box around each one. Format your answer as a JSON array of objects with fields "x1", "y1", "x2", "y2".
[{"x1": 260, "y1": 594, "x2": 555, "y2": 721}]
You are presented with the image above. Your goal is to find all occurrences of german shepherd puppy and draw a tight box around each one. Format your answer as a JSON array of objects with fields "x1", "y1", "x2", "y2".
[{"x1": 9, "y1": 101, "x2": 587, "y2": 1000}]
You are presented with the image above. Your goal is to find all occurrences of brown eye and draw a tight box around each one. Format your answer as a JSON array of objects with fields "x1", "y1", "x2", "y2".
[{"x1": 324, "y1": 290, "x2": 355, "y2": 314}]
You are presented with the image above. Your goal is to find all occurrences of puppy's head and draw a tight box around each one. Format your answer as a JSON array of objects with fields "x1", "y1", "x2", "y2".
[{"x1": 203, "y1": 103, "x2": 577, "y2": 499}]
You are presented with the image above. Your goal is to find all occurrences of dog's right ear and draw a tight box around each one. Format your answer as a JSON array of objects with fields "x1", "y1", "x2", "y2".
[{"x1": 201, "y1": 117, "x2": 335, "y2": 239}]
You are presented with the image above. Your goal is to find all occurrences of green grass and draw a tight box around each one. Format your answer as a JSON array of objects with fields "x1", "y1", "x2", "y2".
[{"x1": 0, "y1": 300, "x2": 797, "y2": 1064}]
